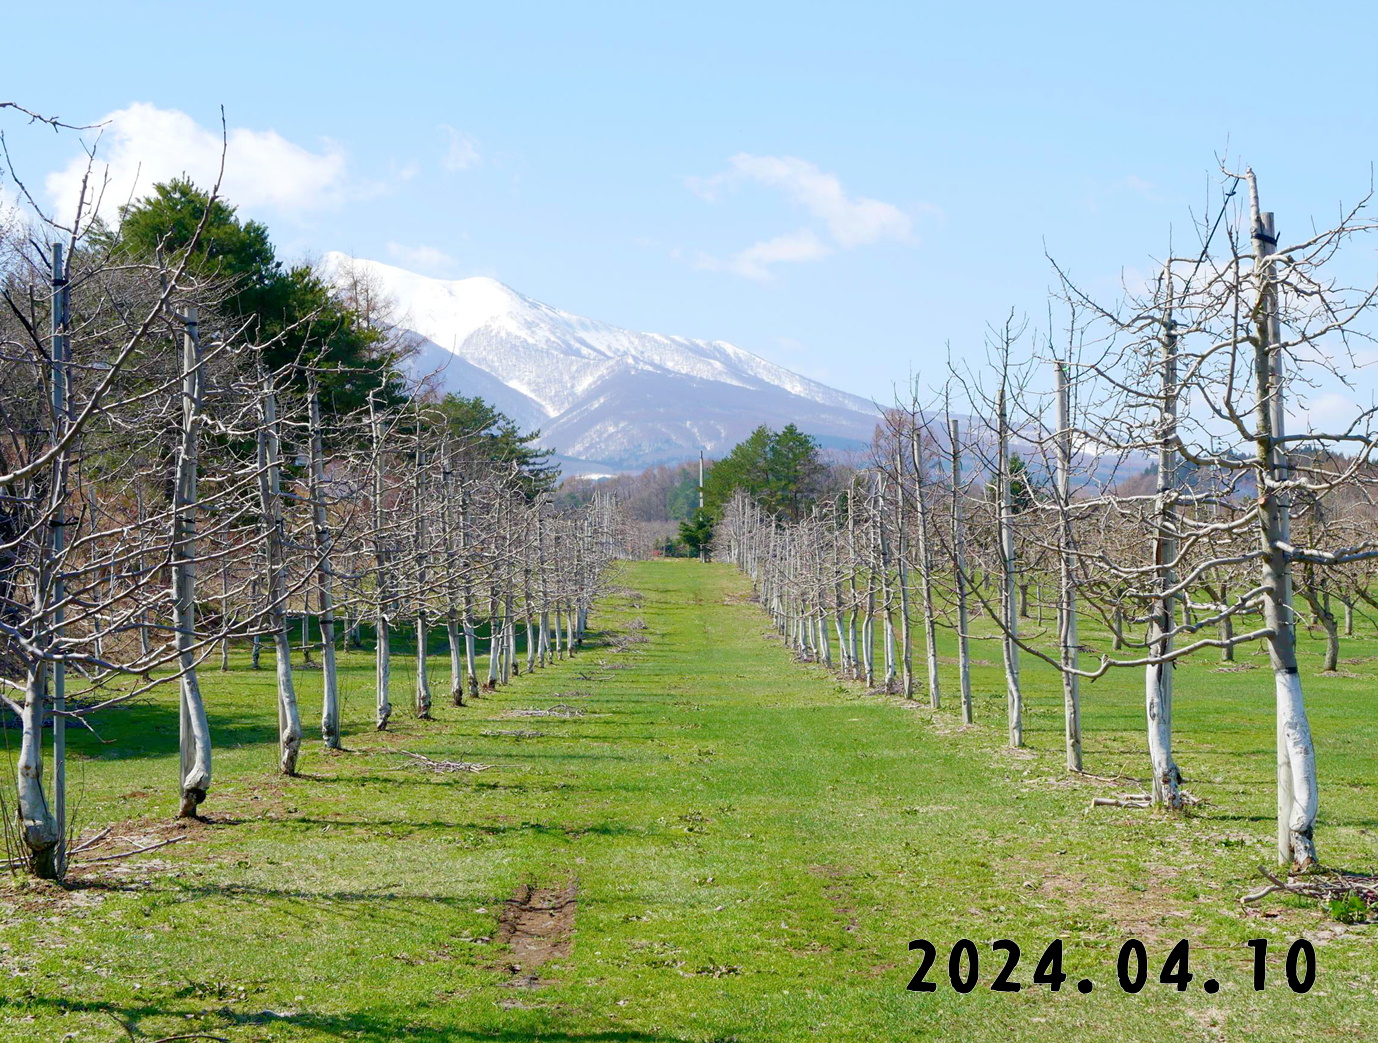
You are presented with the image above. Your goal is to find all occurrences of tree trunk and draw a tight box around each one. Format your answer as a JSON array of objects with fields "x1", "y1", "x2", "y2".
[
  {"x1": 910, "y1": 429, "x2": 941, "y2": 709},
  {"x1": 1221, "y1": 608, "x2": 1235, "y2": 662},
  {"x1": 17, "y1": 665, "x2": 60, "y2": 879},
  {"x1": 174, "y1": 308, "x2": 213, "y2": 815},
  {"x1": 17, "y1": 243, "x2": 71, "y2": 878},
  {"x1": 462, "y1": 489, "x2": 480, "y2": 697},
  {"x1": 875, "y1": 476, "x2": 897, "y2": 690},
  {"x1": 301, "y1": 611, "x2": 313, "y2": 665},
  {"x1": 1300, "y1": 582, "x2": 1340, "y2": 673},
  {"x1": 998, "y1": 387, "x2": 1022, "y2": 747},
  {"x1": 413, "y1": 424, "x2": 433, "y2": 719},
  {"x1": 447, "y1": 611, "x2": 466, "y2": 705},
  {"x1": 308, "y1": 386, "x2": 341, "y2": 749},
  {"x1": 1054, "y1": 361, "x2": 1082, "y2": 772},
  {"x1": 219, "y1": 556, "x2": 231, "y2": 671},
  {"x1": 489, "y1": 590, "x2": 502, "y2": 684},
  {"x1": 370, "y1": 393, "x2": 392, "y2": 730},
  {"x1": 1146, "y1": 266, "x2": 1183, "y2": 807},
  {"x1": 1250, "y1": 187, "x2": 1318, "y2": 869},
  {"x1": 257, "y1": 376, "x2": 302, "y2": 775},
  {"x1": 949, "y1": 418, "x2": 973, "y2": 724},
  {"x1": 893, "y1": 445, "x2": 913, "y2": 697}
]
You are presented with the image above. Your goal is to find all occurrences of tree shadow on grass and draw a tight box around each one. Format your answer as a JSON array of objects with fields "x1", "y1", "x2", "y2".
[
  {"x1": 55, "y1": 698, "x2": 282, "y2": 762},
  {"x1": 9, "y1": 997, "x2": 686, "y2": 1043},
  {"x1": 254, "y1": 1014, "x2": 684, "y2": 1043},
  {"x1": 255, "y1": 815, "x2": 647, "y2": 841},
  {"x1": 288, "y1": 772, "x2": 510, "y2": 787},
  {"x1": 68, "y1": 877, "x2": 482, "y2": 922}
]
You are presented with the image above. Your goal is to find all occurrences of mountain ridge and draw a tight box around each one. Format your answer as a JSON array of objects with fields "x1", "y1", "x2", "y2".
[{"x1": 326, "y1": 253, "x2": 882, "y2": 472}]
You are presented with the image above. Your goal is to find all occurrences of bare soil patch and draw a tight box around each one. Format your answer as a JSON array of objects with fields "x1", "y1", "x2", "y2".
[{"x1": 495, "y1": 877, "x2": 579, "y2": 987}]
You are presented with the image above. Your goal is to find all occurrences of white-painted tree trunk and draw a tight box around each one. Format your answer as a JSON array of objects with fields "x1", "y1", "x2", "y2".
[
  {"x1": 892, "y1": 445, "x2": 913, "y2": 697},
  {"x1": 440, "y1": 449, "x2": 466, "y2": 706},
  {"x1": 998, "y1": 388, "x2": 1022, "y2": 746},
  {"x1": 1054, "y1": 362, "x2": 1082, "y2": 772},
  {"x1": 875, "y1": 476, "x2": 897, "y2": 689},
  {"x1": 308, "y1": 385, "x2": 341, "y2": 749},
  {"x1": 949, "y1": 418, "x2": 973, "y2": 724},
  {"x1": 1146, "y1": 285, "x2": 1182, "y2": 805},
  {"x1": 910, "y1": 430, "x2": 941, "y2": 709},
  {"x1": 173, "y1": 308, "x2": 213, "y2": 815},
  {"x1": 257, "y1": 377, "x2": 302, "y2": 775},
  {"x1": 461, "y1": 489, "x2": 480, "y2": 697},
  {"x1": 369, "y1": 393, "x2": 392, "y2": 729},
  {"x1": 16, "y1": 243, "x2": 71, "y2": 878},
  {"x1": 489, "y1": 590, "x2": 503, "y2": 683},
  {"x1": 413, "y1": 423, "x2": 433, "y2": 718},
  {"x1": 1248, "y1": 188, "x2": 1319, "y2": 868}
]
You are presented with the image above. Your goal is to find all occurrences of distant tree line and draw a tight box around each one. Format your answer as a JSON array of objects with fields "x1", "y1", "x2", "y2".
[{"x1": 558, "y1": 424, "x2": 846, "y2": 558}]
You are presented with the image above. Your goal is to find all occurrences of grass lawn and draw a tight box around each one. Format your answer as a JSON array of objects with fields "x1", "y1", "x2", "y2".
[{"x1": 2, "y1": 558, "x2": 1376, "y2": 1041}]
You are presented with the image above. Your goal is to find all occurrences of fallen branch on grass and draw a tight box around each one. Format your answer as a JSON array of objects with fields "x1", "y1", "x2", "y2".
[
  {"x1": 79, "y1": 836, "x2": 190, "y2": 865},
  {"x1": 1071, "y1": 768, "x2": 1147, "y2": 786},
  {"x1": 1091, "y1": 794, "x2": 1154, "y2": 809},
  {"x1": 399, "y1": 751, "x2": 495, "y2": 774},
  {"x1": 70, "y1": 825, "x2": 113, "y2": 854},
  {"x1": 1241, "y1": 865, "x2": 1378, "y2": 907},
  {"x1": 1090, "y1": 791, "x2": 1203, "y2": 810},
  {"x1": 503, "y1": 704, "x2": 586, "y2": 719},
  {"x1": 1, "y1": 831, "x2": 185, "y2": 870},
  {"x1": 109, "y1": 1011, "x2": 229, "y2": 1042}
]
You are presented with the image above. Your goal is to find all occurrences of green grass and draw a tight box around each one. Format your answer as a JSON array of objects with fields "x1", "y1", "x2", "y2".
[{"x1": 2, "y1": 559, "x2": 1377, "y2": 1041}]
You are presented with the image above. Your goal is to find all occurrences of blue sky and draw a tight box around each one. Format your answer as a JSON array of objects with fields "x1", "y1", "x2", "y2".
[{"x1": 5, "y1": 0, "x2": 1377, "y2": 413}]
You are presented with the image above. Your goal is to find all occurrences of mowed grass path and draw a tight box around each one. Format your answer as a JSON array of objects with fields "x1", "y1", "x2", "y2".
[{"x1": 2, "y1": 559, "x2": 1376, "y2": 1041}]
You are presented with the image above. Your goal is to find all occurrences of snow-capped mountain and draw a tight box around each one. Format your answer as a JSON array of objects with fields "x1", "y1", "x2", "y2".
[{"x1": 325, "y1": 253, "x2": 882, "y2": 472}]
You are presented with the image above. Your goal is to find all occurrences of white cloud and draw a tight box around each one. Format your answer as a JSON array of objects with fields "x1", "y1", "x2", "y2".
[
  {"x1": 440, "y1": 125, "x2": 481, "y2": 172},
  {"x1": 697, "y1": 229, "x2": 831, "y2": 281},
  {"x1": 725, "y1": 154, "x2": 912, "y2": 248},
  {"x1": 386, "y1": 241, "x2": 457, "y2": 273},
  {"x1": 689, "y1": 153, "x2": 914, "y2": 279},
  {"x1": 44, "y1": 103, "x2": 353, "y2": 226}
]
